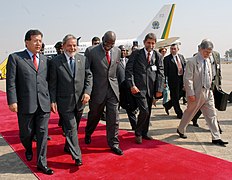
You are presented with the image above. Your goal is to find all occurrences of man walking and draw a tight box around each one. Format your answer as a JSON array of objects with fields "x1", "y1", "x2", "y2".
[
  {"x1": 49, "y1": 34, "x2": 92, "y2": 165},
  {"x1": 85, "y1": 31, "x2": 123, "y2": 155},
  {"x1": 177, "y1": 39, "x2": 228, "y2": 147},
  {"x1": 6, "y1": 29, "x2": 53, "y2": 175},
  {"x1": 125, "y1": 33, "x2": 164, "y2": 144}
]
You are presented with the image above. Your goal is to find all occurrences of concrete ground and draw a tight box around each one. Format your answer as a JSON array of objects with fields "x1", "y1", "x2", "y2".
[{"x1": 0, "y1": 63, "x2": 231, "y2": 179}]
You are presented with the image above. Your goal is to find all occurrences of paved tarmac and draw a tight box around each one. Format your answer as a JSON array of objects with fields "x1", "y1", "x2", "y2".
[{"x1": 0, "y1": 63, "x2": 231, "y2": 179}]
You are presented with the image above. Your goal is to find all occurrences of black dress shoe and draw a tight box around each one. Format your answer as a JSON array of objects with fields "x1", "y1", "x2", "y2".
[
  {"x1": 47, "y1": 136, "x2": 51, "y2": 140},
  {"x1": 25, "y1": 151, "x2": 33, "y2": 161},
  {"x1": 75, "y1": 159, "x2": 83, "y2": 166},
  {"x1": 111, "y1": 147, "x2": 123, "y2": 155},
  {"x1": 135, "y1": 136, "x2": 142, "y2": 144},
  {"x1": 85, "y1": 135, "x2": 91, "y2": 144},
  {"x1": 177, "y1": 114, "x2": 183, "y2": 119},
  {"x1": 37, "y1": 166, "x2": 54, "y2": 175},
  {"x1": 142, "y1": 135, "x2": 153, "y2": 140},
  {"x1": 177, "y1": 129, "x2": 187, "y2": 139},
  {"x1": 212, "y1": 139, "x2": 228, "y2": 147}
]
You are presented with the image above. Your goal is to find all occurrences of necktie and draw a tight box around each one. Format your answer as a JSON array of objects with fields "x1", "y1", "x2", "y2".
[
  {"x1": 203, "y1": 60, "x2": 211, "y2": 89},
  {"x1": 69, "y1": 57, "x2": 75, "y2": 75},
  {"x1": 147, "y1": 52, "x2": 151, "y2": 64},
  {"x1": 175, "y1": 55, "x2": 183, "y2": 75},
  {"x1": 33, "y1": 54, "x2": 38, "y2": 71},
  {"x1": 106, "y1": 51, "x2": 110, "y2": 64}
]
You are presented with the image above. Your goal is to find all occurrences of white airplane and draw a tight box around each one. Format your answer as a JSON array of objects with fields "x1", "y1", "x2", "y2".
[{"x1": 44, "y1": 4, "x2": 179, "y2": 56}]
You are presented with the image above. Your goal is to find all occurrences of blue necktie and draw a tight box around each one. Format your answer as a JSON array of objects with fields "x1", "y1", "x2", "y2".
[{"x1": 69, "y1": 57, "x2": 75, "y2": 75}]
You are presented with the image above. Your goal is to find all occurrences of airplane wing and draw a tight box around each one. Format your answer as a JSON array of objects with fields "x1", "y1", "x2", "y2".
[{"x1": 155, "y1": 37, "x2": 180, "y2": 49}]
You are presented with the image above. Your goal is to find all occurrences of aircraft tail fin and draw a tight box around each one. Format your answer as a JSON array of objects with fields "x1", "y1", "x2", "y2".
[{"x1": 136, "y1": 4, "x2": 176, "y2": 42}]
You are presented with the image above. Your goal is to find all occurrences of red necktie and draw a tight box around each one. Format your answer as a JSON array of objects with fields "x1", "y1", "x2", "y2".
[
  {"x1": 147, "y1": 52, "x2": 151, "y2": 64},
  {"x1": 33, "y1": 54, "x2": 38, "y2": 71},
  {"x1": 106, "y1": 51, "x2": 110, "y2": 64}
]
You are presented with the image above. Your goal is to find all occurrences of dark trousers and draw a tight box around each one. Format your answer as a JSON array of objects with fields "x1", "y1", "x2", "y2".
[
  {"x1": 60, "y1": 109, "x2": 82, "y2": 161},
  {"x1": 86, "y1": 88, "x2": 119, "y2": 148},
  {"x1": 17, "y1": 107, "x2": 50, "y2": 167},
  {"x1": 126, "y1": 109, "x2": 137, "y2": 130},
  {"x1": 165, "y1": 77, "x2": 184, "y2": 116},
  {"x1": 135, "y1": 94, "x2": 153, "y2": 137},
  {"x1": 192, "y1": 110, "x2": 202, "y2": 124}
]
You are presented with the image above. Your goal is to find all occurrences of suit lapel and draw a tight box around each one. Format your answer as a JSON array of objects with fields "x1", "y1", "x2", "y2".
[
  {"x1": 196, "y1": 55, "x2": 202, "y2": 74},
  {"x1": 170, "y1": 54, "x2": 176, "y2": 64},
  {"x1": 38, "y1": 54, "x2": 46, "y2": 73},
  {"x1": 61, "y1": 54, "x2": 73, "y2": 77},
  {"x1": 141, "y1": 49, "x2": 147, "y2": 64},
  {"x1": 22, "y1": 50, "x2": 37, "y2": 71},
  {"x1": 74, "y1": 54, "x2": 82, "y2": 80}
]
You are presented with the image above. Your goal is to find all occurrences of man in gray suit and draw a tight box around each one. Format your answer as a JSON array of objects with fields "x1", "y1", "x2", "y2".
[
  {"x1": 6, "y1": 29, "x2": 53, "y2": 175},
  {"x1": 49, "y1": 34, "x2": 92, "y2": 166},
  {"x1": 85, "y1": 31, "x2": 123, "y2": 155},
  {"x1": 192, "y1": 49, "x2": 222, "y2": 127},
  {"x1": 177, "y1": 39, "x2": 228, "y2": 147},
  {"x1": 125, "y1": 33, "x2": 165, "y2": 144}
]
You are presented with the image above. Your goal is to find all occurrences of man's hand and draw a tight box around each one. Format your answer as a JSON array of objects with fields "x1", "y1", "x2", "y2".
[
  {"x1": 81, "y1": 93, "x2": 90, "y2": 104},
  {"x1": 51, "y1": 103, "x2": 57, "y2": 113},
  {"x1": 156, "y1": 92, "x2": 162, "y2": 98},
  {"x1": 9, "y1": 103, "x2": 18, "y2": 112},
  {"x1": 188, "y1": 95, "x2": 196, "y2": 102},
  {"x1": 131, "y1": 86, "x2": 140, "y2": 94}
]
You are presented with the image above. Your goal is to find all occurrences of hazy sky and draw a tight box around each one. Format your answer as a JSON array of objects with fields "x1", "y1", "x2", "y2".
[{"x1": 1, "y1": 0, "x2": 232, "y2": 62}]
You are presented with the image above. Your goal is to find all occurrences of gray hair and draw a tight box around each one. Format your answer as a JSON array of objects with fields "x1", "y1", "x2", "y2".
[
  {"x1": 62, "y1": 34, "x2": 77, "y2": 45},
  {"x1": 200, "y1": 39, "x2": 214, "y2": 50}
]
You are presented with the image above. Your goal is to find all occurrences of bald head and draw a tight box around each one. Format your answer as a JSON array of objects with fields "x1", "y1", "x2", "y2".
[{"x1": 102, "y1": 31, "x2": 116, "y2": 51}]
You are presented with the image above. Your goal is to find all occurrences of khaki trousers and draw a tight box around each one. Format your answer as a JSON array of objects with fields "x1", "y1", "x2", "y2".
[{"x1": 178, "y1": 88, "x2": 220, "y2": 140}]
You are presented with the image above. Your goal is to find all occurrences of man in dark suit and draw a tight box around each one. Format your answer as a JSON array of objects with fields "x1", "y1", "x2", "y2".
[
  {"x1": 6, "y1": 29, "x2": 53, "y2": 175},
  {"x1": 125, "y1": 33, "x2": 164, "y2": 144},
  {"x1": 117, "y1": 45, "x2": 137, "y2": 130},
  {"x1": 85, "y1": 31, "x2": 123, "y2": 155},
  {"x1": 163, "y1": 44, "x2": 186, "y2": 119},
  {"x1": 49, "y1": 34, "x2": 92, "y2": 166}
]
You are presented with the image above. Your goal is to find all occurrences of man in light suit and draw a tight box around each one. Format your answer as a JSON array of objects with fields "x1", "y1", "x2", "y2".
[
  {"x1": 117, "y1": 45, "x2": 137, "y2": 130},
  {"x1": 85, "y1": 31, "x2": 123, "y2": 155},
  {"x1": 125, "y1": 33, "x2": 164, "y2": 144},
  {"x1": 177, "y1": 39, "x2": 228, "y2": 147},
  {"x1": 6, "y1": 29, "x2": 53, "y2": 175},
  {"x1": 49, "y1": 34, "x2": 92, "y2": 166},
  {"x1": 192, "y1": 49, "x2": 222, "y2": 127},
  {"x1": 163, "y1": 44, "x2": 186, "y2": 119}
]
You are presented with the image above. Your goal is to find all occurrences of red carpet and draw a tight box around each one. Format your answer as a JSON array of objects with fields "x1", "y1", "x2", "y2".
[{"x1": 0, "y1": 91, "x2": 232, "y2": 179}]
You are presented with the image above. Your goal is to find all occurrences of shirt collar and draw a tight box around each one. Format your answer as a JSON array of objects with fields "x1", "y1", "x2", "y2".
[
  {"x1": 144, "y1": 48, "x2": 153, "y2": 57},
  {"x1": 64, "y1": 52, "x2": 75, "y2": 61},
  {"x1": 26, "y1": 49, "x2": 39, "y2": 58}
]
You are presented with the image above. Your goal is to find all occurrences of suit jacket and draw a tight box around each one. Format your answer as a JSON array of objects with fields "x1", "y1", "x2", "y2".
[
  {"x1": 125, "y1": 48, "x2": 165, "y2": 98},
  {"x1": 6, "y1": 50, "x2": 50, "y2": 113},
  {"x1": 164, "y1": 53, "x2": 186, "y2": 89},
  {"x1": 211, "y1": 51, "x2": 222, "y2": 90},
  {"x1": 85, "y1": 43, "x2": 120, "y2": 104},
  {"x1": 184, "y1": 52, "x2": 212, "y2": 98},
  {"x1": 49, "y1": 53, "x2": 92, "y2": 113}
]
